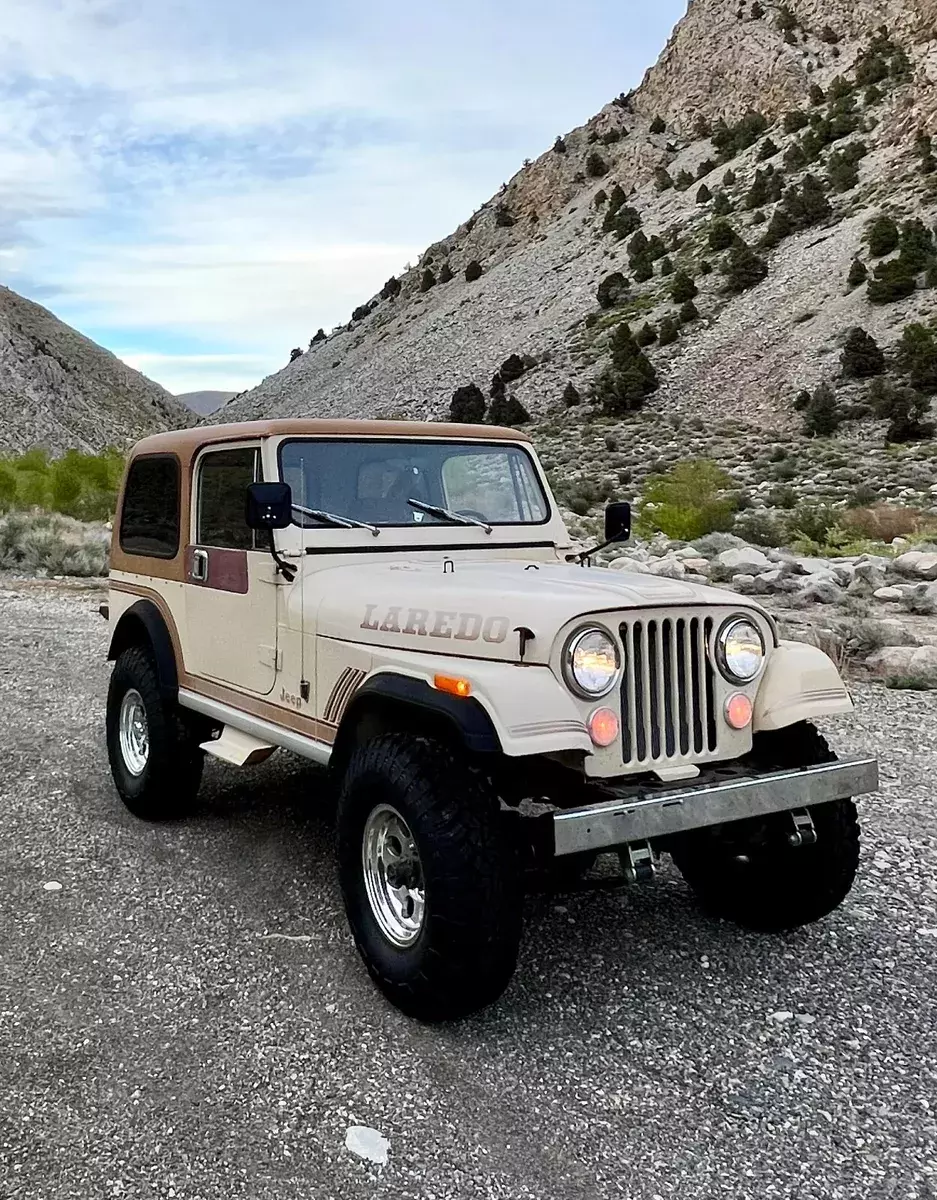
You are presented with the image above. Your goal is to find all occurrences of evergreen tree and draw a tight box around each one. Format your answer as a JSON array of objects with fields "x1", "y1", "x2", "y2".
[
  {"x1": 865, "y1": 213, "x2": 900, "y2": 257},
  {"x1": 696, "y1": 183, "x2": 713, "y2": 204},
  {"x1": 450, "y1": 384, "x2": 486, "y2": 423},
  {"x1": 803, "y1": 382, "x2": 841, "y2": 436},
  {"x1": 841, "y1": 327, "x2": 885, "y2": 378},
  {"x1": 439, "y1": 261, "x2": 453, "y2": 283},
  {"x1": 867, "y1": 259, "x2": 917, "y2": 304},
  {"x1": 709, "y1": 219, "x2": 738, "y2": 251},
  {"x1": 846, "y1": 258, "x2": 868, "y2": 289},
  {"x1": 650, "y1": 115, "x2": 666, "y2": 134},
  {"x1": 658, "y1": 316, "x2": 679, "y2": 345},
  {"x1": 420, "y1": 268, "x2": 436, "y2": 292},
  {"x1": 562, "y1": 381, "x2": 582, "y2": 406},
  {"x1": 464, "y1": 260, "x2": 483, "y2": 282},
  {"x1": 679, "y1": 299, "x2": 700, "y2": 322},
  {"x1": 757, "y1": 137, "x2": 779, "y2": 161},
  {"x1": 722, "y1": 239, "x2": 768, "y2": 292},
  {"x1": 635, "y1": 322, "x2": 658, "y2": 346},
  {"x1": 671, "y1": 270, "x2": 699, "y2": 303}
]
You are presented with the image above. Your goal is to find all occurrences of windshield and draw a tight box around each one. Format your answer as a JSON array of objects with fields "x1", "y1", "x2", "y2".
[{"x1": 279, "y1": 439, "x2": 550, "y2": 528}]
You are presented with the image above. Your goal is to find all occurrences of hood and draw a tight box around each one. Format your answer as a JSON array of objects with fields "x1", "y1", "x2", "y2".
[{"x1": 302, "y1": 558, "x2": 766, "y2": 665}]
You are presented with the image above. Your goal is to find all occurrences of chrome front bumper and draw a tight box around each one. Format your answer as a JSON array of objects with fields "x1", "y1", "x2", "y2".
[{"x1": 552, "y1": 757, "x2": 879, "y2": 856}]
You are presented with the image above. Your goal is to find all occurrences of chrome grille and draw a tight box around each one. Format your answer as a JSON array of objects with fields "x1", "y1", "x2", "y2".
[{"x1": 619, "y1": 616, "x2": 718, "y2": 766}]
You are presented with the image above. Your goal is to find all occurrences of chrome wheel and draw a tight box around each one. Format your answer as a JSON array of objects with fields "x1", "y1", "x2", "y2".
[
  {"x1": 119, "y1": 689, "x2": 149, "y2": 777},
  {"x1": 362, "y1": 804, "x2": 425, "y2": 947}
]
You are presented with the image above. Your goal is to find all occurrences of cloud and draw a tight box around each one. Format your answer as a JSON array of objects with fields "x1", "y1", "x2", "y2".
[{"x1": 0, "y1": 0, "x2": 685, "y2": 394}]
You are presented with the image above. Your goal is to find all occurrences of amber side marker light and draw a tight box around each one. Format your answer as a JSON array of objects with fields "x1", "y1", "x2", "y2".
[
  {"x1": 434, "y1": 674, "x2": 472, "y2": 698},
  {"x1": 725, "y1": 692, "x2": 754, "y2": 730},
  {"x1": 588, "y1": 707, "x2": 620, "y2": 747}
]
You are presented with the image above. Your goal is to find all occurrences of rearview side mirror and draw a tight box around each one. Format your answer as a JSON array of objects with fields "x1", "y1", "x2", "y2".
[
  {"x1": 604, "y1": 501, "x2": 631, "y2": 544},
  {"x1": 246, "y1": 481, "x2": 293, "y2": 530}
]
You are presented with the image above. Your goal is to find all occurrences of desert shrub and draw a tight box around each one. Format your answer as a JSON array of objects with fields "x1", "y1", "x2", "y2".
[
  {"x1": 562, "y1": 381, "x2": 582, "y2": 407},
  {"x1": 635, "y1": 322, "x2": 657, "y2": 346},
  {"x1": 840, "y1": 504, "x2": 937, "y2": 542},
  {"x1": 464, "y1": 260, "x2": 483, "y2": 282},
  {"x1": 450, "y1": 384, "x2": 486, "y2": 423},
  {"x1": 867, "y1": 258, "x2": 917, "y2": 304},
  {"x1": 708, "y1": 219, "x2": 739, "y2": 251},
  {"x1": 696, "y1": 184, "x2": 713, "y2": 204},
  {"x1": 711, "y1": 110, "x2": 768, "y2": 161},
  {"x1": 419, "y1": 268, "x2": 436, "y2": 292},
  {"x1": 591, "y1": 323, "x2": 659, "y2": 416},
  {"x1": 670, "y1": 270, "x2": 698, "y2": 303},
  {"x1": 439, "y1": 261, "x2": 453, "y2": 283},
  {"x1": 654, "y1": 167, "x2": 674, "y2": 191},
  {"x1": 846, "y1": 258, "x2": 868, "y2": 289},
  {"x1": 679, "y1": 299, "x2": 700, "y2": 322},
  {"x1": 650, "y1": 115, "x2": 666, "y2": 134},
  {"x1": 866, "y1": 213, "x2": 899, "y2": 257},
  {"x1": 722, "y1": 239, "x2": 768, "y2": 292},
  {"x1": 896, "y1": 323, "x2": 937, "y2": 394},
  {"x1": 658, "y1": 316, "x2": 679, "y2": 345},
  {"x1": 488, "y1": 394, "x2": 531, "y2": 426},
  {"x1": 757, "y1": 137, "x2": 779, "y2": 161},
  {"x1": 734, "y1": 509, "x2": 790, "y2": 547},
  {"x1": 841, "y1": 327, "x2": 885, "y2": 378},
  {"x1": 868, "y1": 378, "x2": 934, "y2": 442},
  {"x1": 586, "y1": 150, "x2": 609, "y2": 178},
  {"x1": 659, "y1": 256, "x2": 675, "y2": 276},
  {"x1": 802, "y1": 381, "x2": 842, "y2": 436},
  {"x1": 783, "y1": 109, "x2": 809, "y2": 134},
  {"x1": 380, "y1": 277, "x2": 401, "y2": 300},
  {"x1": 495, "y1": 206, "x2": 515, "y2": 228},
  {"x1": 631, "y1": 255, "x2": 654, "y2": 283},
  {"x1": 637, "y1": 459, "x2": 737, "y2": 540},
  {"x1": 790, "y1": 502, "x2": 839, "y2": 545},
  {"x1": 768, "y1": 484, "x2": 797, "y2": 509},
  {"x1": 674, "y1": 169, "x2": 695, "y2": 192},
  {"x1": 0, "y1": 510, "x2": 109, "y2": 577},
  {"x1": 594, "y1": 189, "x2": 608, "y2": 207},
  {"x1": 596, "y1": 271, "x2": 630, "y2": 309},
  {"x1": 697, "y1": 159, "x2": 716, "y2": 179},
  {"x1": 897, "y1": 218, "x2": 936, "y2": 272},
  {"x1": 553, "y1": 136, "x2": 567, "y2": 154}
]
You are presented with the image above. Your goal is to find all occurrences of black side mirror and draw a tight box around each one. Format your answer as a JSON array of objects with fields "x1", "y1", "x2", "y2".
[
  {"x1": 246, "y1": 481, "x2": 293, "y2": 530},
  {"x1": 604, "y1": 501, "x2": 631, "y2": 544}
]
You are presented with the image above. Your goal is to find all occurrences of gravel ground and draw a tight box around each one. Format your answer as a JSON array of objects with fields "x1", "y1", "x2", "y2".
[{"x1": 1, "y1": 579, "x2": 936, "y2": 1200}]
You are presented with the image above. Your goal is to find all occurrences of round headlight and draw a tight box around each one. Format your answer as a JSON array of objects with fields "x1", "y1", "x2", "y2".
[
  {"x1": 717, "y1": 617, "x2": 765, "y2": 683},
  {"x1": 563, "y1": 627, "x2": 620, "y2": 698}
]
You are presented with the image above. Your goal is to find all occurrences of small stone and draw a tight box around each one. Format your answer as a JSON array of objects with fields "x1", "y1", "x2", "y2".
[
  {"x1": 866, "y1": 646, "x2": 915, "y2": 678},
  {"x1": 914, "y1": 553, "x2": 937, "y2": 580},
  {"x1": 873, "y1": 586, "x2": 904, "y2": 602},
  {"x1": 715, "y1": 547, "x2": 771, "y2": 575},
  {"x1": 909, "y1": 645, "x2": 937, "y2": 682},
  {"x1": 345, "y1": 1126, "x2": 390, "y2": 1166},
  {"x1": 893, "y1": 551, "x2": 926, "y2": 576},
  {"x1": 42, "y1": 881, "x2": 63, "y2": 892},
  {"x1": 647, "y1": 557, "x2": 686, "y2": 580},
  {"x1": 795, "y1": 1014, "x2": 816, "y2": 1025},
  {"x1": 768, "y1": 1011, "x2": 794, "y2": 1023}
]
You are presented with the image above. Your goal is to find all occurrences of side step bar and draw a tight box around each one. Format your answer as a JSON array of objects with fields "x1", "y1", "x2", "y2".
[
  {"x1": 552, "y1": 757, "x2": 879, "y2": 857},
  {"x1": 178, "y1": 689, "x2": 332, "y2": 766}
]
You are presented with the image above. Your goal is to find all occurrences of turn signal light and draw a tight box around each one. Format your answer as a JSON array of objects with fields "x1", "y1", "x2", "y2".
[
  {"x1": 434, "y1": 674, "x2": 472, "y2": 698},
  {"x1": 588, "y1": 707, "x2": 620, "y2": 747},
  {"x1": 725, "y1": 692, "x2": 754, "y2": 730}
]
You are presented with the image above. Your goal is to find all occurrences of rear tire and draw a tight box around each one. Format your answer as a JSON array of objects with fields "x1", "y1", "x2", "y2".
[
  {"x1": 670, "y1": 722, "x2": 860, "y2": 932},
  {"x1": 336, "y1": 734, "x2": 522, "y2": 1021},
  {"x1": 106, "y1": 645, "x2": 204, "y2": 820}
]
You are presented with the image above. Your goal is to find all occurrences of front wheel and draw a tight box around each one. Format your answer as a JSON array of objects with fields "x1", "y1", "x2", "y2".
[
  {"x1": 106, "y1": 646, "x2": 204, "y2": 820},
  {"x1": 670, "y1": 722, "x2": 860, "y2": 932},
  {"x1": 336, "y1": 734, "x2": 522, "y2": 1021}
]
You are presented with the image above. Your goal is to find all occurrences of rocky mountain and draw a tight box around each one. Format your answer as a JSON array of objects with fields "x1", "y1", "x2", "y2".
[
  {"x1": 0, "y1": 286, "x2": 191, "y2": 455},
  {"x1": 177, "y1": 390, "x2": 234, "y2": 416},
  {"x1": 218, "y1": 0, "x2": 936, "y2": 467}
]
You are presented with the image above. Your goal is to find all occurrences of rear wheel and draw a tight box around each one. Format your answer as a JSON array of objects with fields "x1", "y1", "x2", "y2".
[
  {"x1": 670, "y1": 722, "x2": 860, "y2": 932},
  {"x1": 336, "y1": 734, "x2": 522, "y2": 1021},
  {"x1": 106, "y1": 646, "x2": 204, "y2": 820}
]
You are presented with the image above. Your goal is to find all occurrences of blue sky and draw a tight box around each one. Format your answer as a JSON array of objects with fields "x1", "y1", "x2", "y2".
[{"x1": 0, "y1": 0, "x2": 685, "y2": 395}]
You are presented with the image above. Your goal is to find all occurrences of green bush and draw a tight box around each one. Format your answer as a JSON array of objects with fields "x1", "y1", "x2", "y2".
[
  {"x1": 0, "y1": 510, "x2": 109, "y2": 576},
  {"x1": 867, "y1": 258, "x2": 917, "y2": 304},
  {"x1": 650, "y1": 115, "x2": 666, "y2": 134},
  {"x1": 790, "y1": 502, "x2": 839, "y2": 546},
  {"x1": 450, "y1": 384, "x2": 486, "y2": 423},
  {"x1": 637, "y1": 459, "x2": 738, "y2": 540},
  {"x1": 734, "y1": 509, "x2": 790, "y2": 548},
  {"x1": 464, "y1": 260, "x2": 483, "y2": 282},
  {"x1": 841, "y1": 327, "x2": 885, "y2": 378},
  {"x1": 896, "y1": 323, "x2": 937, "y2": 394},
  {"x1": 658, "y1": 316, "x2": 679, "y2": 345},
  {"x1": 866, "y1": 213, "x2": 899, "y2": 257},
  {"x1": 897, "y1": 218, "x2": 936, "y2": 272},
  {"x1": 722, "y1": 239, "x2": 768, "y2": 292},
  {"x1": 846, "y1": 257, "x2": 868, "y2": 289},
  {"x1": 802, "y1": 382, "x2": 842, "y2": 436},
  {"x1": 670, "y1": 270, "x2": 698, "y2": 303},
  {"x1": 635, "y1": 322, "x2": 657, "y2": 346},
  {"x1": 679, "y1": 299, "x2": 700, "y2": 323},
  {"x1": 596, "y1": 271, "x2": 630, "y2": 309},
  {"x1": 0, "y1": 447, "x2": 124, "y2": 520},
  {"x1": 591, "y1": 323, "x2": 659, "y2": 416},
  {"x1": 708, "y1": 219, "x2": 738, "y2": 251}
]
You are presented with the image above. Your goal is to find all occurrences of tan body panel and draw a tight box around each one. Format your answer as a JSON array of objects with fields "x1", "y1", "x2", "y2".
[{"x1": 753, "y1": 640, "x2": 853, "y2": 732}]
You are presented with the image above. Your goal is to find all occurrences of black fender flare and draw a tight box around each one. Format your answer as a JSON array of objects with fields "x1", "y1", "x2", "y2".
[
  {"x1": 107, "y1": 599, "x2": 179, "y2": 701},
  {"x1": 334, "y1": 672, "x2": 501, "y2": 763}
]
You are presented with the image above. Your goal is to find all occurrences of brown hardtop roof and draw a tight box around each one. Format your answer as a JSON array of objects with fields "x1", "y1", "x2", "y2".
[{"x1": 130, "y1": 418, "x2": 532, "y2": 461}]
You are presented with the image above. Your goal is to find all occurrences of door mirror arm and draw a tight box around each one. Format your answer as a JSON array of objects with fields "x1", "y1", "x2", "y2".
[{"x1": 246, "y1": 482, "x2": 296, "y2": 582}]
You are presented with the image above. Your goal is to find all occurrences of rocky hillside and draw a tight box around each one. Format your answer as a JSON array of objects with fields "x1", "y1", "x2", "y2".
[
  {"x1": 0, "y1": 286, "x2": 191, "y2": 455},
  {"x1": 177, "y1": 390, "x2": 234, "y2": 416},
  {"x1": 218, "y1": 0, "x2": 936, "y2": 455}
]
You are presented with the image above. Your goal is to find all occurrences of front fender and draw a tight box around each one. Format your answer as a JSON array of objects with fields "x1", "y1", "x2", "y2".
[
  {"x1": 754, "y1": 640, "x2": 852, "y2": 732},
  {"x1": 363, "y1": 652, "x2": 592, "y2": 758}
]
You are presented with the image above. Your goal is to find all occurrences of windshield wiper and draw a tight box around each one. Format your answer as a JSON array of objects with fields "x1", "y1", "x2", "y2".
[
  {"x1": 293, "y1": 503, "x2": 380, "y2": 537},
  {"x1": 407, "y1": 498, "x2": 492, "y2": 534}
]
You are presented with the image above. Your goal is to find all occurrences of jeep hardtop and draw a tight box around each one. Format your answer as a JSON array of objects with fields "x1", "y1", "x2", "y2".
[{"x1": 104, "y1": 419, "x2": 878, "y2": 1019}]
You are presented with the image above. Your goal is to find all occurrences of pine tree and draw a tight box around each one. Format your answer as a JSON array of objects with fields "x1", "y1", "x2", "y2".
[
  {"x1": 671, "y1": 270, "x2": 699, "y2": 303},
  {"x1": 846, "y1": 258, "x2": 868, "y2": 290},
  {"x1": 757, "y1": 137, "x2": 779, "y2": 161},
  {"x1": 650, "y1": 115, "x2": 666, "y2": 134},
  {"x1": 802, "y1": 382, "x2": 841, "y2": 436},
  {"x1": 439, "y1": 261, "x2": 454, "y2": 283},
  {"x1": 865, "y1": 213, "x2": 900, "y2": 257},
  {"x1": 841, "y1": 327, "x2": 885, "y2": 378},
  {"x1": 420, "y1": 268, "x2": 436, "y2": 292},
  {"x1": 722, "y1": 239, "x2": 768, "y2": 292},
  {"x1": 464, "y1": 260, "x2": 483, "y2": 282},
  {"x1": 679, "y1": 299, "x2": 700, "y2": 322},
  {"x1": 635, "y1": 322, "x2": 658, "y2": 346},
  {"x1": 450, "y1": 384, "x2": 486, "y2": 423},
  {"x1": 562, "y1": 381, "x2": 582, "y2": 406},
  {"x1": 658, "y1": 316, "x2": 679, "y2": 345},
  {"x1": 709, "y1": 219, "x2": 738, "y2": 251},
  {"x1": 696, "y1": 183, "x2": 713, "y2": 204}
]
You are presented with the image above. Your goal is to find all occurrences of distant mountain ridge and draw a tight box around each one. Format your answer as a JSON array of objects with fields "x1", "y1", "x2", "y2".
[
  {"x1": 177, "y1": 390, "x2": 235, "y2": 416},
  {"x1": 0, "y1": 286, "x2": 192, "y2": 455}
]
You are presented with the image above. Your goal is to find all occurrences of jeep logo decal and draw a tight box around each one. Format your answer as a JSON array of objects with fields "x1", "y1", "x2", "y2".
[{"x1": 361, "y1": 604, "x2": 509, "y2": 644}]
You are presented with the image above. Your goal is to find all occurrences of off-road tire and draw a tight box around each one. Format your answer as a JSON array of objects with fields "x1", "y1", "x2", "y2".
[
  {"x1": 106, "y1": 646, "x2": 204, "y2": 820},
  {"x1": 336, "y1": 734, "x2": 523, "y2": 1021},
  {"x1": 670, "y1": 722, "x2": 860, "y2": 932}
]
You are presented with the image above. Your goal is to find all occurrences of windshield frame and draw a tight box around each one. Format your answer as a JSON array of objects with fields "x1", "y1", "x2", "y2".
[{"x1": 276, "y1": 436, "x2": 553, "y2": 531}]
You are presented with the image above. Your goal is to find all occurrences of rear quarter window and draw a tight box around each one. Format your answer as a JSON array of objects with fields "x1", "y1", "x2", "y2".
[{"x1": 119, "y1": 455, "x2": 181, "y2": 559}]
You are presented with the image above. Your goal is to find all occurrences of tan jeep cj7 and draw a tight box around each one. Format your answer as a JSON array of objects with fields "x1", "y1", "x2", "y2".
[{"x1": 103, "y1": 419, "x2": 878, "y2": 1019}]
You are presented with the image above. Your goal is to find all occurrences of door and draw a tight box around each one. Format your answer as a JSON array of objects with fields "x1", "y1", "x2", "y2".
[{"x1": 184, "y1": 444, "x2": 280, "y2": 695}]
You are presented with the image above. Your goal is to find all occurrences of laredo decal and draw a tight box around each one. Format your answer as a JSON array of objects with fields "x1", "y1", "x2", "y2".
[{"x1": 361, "y1": 604, "x2": 509, "y2": 644}]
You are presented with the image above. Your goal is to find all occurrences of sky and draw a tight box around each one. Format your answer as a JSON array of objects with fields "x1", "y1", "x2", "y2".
[{"x1": 0, "y1": 0, "x2": 685, "y2": 396}]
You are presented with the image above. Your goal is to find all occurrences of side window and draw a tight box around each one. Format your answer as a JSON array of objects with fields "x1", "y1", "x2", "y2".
[
  {"x1": 197, "y1": 447, "x2": 260, "y2": 550},
  {"x1": 120, "y1": 455, "x2": 181, "y2": 558}
]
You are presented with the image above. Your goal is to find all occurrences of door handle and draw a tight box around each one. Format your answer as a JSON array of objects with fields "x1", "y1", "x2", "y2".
[{"x1": 190, "y1": 548, "x2": 209, "y2": 582}]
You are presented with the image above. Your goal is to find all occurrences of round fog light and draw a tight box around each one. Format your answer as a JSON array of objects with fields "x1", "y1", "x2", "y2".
[
  {"x1": 588, "y1": 707, "x2": 620, "y2": 748},
  {"x1": 725, "y1": 692, "x2": 753, "y2": 730}
]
